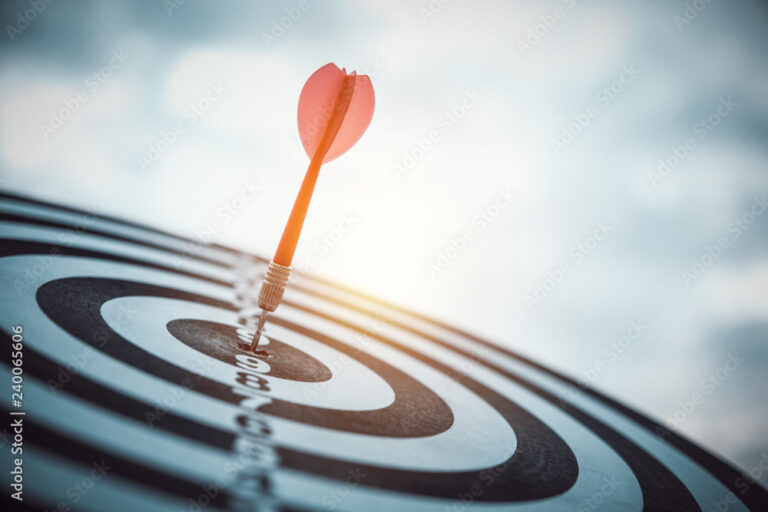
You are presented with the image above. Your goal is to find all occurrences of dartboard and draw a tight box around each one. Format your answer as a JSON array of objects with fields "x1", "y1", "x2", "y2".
[{"x1": 1, "y1": 191, "x2": 765, "y2": 512}]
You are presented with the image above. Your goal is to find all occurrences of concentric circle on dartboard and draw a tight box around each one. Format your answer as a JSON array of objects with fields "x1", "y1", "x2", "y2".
[{"x1": 1, "y1": 191, "x2": 766, "y2": 512}]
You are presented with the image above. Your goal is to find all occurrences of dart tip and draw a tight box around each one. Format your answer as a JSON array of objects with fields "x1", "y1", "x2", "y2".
[{"x1": 251, "y1": 310, "x2": 268, "y2": 350}]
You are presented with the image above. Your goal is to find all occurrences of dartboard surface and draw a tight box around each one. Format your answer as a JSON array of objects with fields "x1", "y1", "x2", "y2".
[{"x1": 1, "y1": 191, "x2": 766, "y2": 512}]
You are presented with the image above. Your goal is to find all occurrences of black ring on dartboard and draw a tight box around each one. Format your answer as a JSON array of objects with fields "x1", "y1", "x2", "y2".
[{"x1": 1, "y1": 192, "x2": 767, "y2": 511}]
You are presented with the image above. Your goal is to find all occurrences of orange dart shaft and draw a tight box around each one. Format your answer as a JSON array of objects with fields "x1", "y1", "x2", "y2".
[
  {"x1": 273, "y1": 154, "x2": 323, "y2": 266},
  {"x1": 272, "y1": 73, "x2": 357, "y2": 267}
]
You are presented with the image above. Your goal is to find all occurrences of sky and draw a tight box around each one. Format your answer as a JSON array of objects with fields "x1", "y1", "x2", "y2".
[{"x1": 1, "y1": 0, "x2": 767, "y2": 484}]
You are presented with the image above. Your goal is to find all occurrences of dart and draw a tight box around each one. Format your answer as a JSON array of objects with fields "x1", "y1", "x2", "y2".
[{"x1": 252, "y1": 63, "x2": 375, "y2": 349}]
